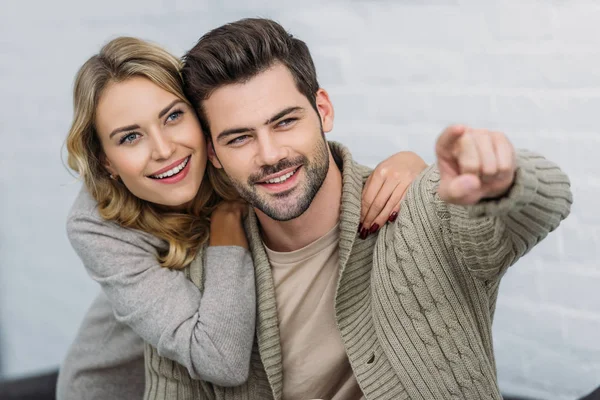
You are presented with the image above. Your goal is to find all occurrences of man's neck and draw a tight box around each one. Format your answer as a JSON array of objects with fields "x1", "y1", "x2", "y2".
[{"x1": 256, "y1": 152, "x2": 342, "y2": 252}]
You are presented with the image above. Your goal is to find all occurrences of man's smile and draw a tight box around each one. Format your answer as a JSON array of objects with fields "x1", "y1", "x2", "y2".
[{"x1": 255, "y1": 166, "x2": 302, "y2": 193}]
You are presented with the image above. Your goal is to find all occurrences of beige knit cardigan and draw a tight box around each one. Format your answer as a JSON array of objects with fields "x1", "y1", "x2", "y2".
[{"x1": 144, "y1": 142, "x2": 572, "y2": 400}]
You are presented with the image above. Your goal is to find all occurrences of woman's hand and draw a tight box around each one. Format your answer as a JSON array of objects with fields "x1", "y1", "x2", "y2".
[
  {"x1": 360, "y1": 151, "x2": 428, "y2": 239},
  {"x1": 209, "y1": 201, "x2": 249, "y2": 249}
]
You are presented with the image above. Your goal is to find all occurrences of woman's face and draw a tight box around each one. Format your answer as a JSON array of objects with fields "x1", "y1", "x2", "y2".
[{"x1": 95, "y1": 76, "x2": 207, "y2": 209}]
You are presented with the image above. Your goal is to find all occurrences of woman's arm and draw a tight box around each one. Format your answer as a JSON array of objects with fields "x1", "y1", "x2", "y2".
[
  {"x1": 56, "y1": 292, "x2": 145, "y2": 400},
  {"x1": 66, "y1": 188, "x2": 255, "y2": 386}
]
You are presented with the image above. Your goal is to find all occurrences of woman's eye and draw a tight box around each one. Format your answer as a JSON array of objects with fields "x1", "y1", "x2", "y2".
[
  {"x1": 166, "y1": 110, "x2": 183, "y2": 123},
  {"x1": 119, "y1": 132, "x2": 140, "y2": 145}
]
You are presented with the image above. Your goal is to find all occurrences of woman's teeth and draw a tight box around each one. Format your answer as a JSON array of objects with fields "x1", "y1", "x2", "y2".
[
  {"x1": 151, "y1": 157, "x2": 189, "y2": 179},
  {"x1": 265, "y1": 169, "x2": 296, "y2": 184}
]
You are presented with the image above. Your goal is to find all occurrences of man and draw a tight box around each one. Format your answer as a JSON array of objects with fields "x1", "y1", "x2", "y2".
[
  {"x1": 60, "y1": 18, "x2": 572, "y2": 400},
  {"x1": 144, "y1": 18, "x2": 571, "y2": 399}
]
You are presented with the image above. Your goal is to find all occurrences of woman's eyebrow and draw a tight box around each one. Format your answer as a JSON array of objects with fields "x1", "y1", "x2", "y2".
[
  {"x1": 158, "y1": 99, "x2": 185, "y2": 119},
  {"x1": 109, "y1": 124, "x2": 140, "y2": 139}
]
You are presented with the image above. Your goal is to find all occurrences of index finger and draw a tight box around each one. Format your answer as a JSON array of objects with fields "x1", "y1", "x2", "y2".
[
  {"x1": 435, "y1": 124, "x2": 468, "y2": 158},
  {"x1": 361, "y1": 172, "x2": 381, "y2": 223}
]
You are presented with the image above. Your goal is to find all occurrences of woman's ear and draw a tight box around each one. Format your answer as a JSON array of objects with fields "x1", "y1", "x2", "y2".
[
  {"x1": 100, "y1": 153, "x2": 118, "y2": 178},
  {"x1": 315, "y1": 88, "x2": 334, "y2": 133},
  {"x1": 207, "y1": 141, "x2": 223, "y2": 169}
]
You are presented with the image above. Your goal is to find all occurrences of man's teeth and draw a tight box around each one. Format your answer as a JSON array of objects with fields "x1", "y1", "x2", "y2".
[
  {"x1": 152, "y1": 157, "x2": 189, "y2": 179},
  {"x1": 265, "y1": 169, "x2": 296, "y2": 184}
]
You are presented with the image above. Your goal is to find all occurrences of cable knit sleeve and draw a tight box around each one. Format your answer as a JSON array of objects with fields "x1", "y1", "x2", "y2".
[{"x1": 435, "y1": 149, "x2": 573, "y2": 280}]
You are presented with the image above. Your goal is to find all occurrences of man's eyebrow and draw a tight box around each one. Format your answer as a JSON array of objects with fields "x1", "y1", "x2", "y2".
[
  {"x1": 264, "y1": 106, "x2": 303, "y2": 125},
  {"x1": 109, "y1": 124, "x2": 140, "y2": 139},
  {"x1": 216, "y1": 106, "x2": 304, "y2": 142}
]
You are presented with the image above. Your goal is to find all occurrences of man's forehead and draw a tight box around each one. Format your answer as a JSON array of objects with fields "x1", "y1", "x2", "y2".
[
  {"x1": 209, "y1": 64, "x2": 298, "y2": 100},
  {"x1": 203, "y1": 65, "x2": 306, "y2": 128}
]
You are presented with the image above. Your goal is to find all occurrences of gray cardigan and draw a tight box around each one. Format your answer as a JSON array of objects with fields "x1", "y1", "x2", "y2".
[{"x1": 56, "y1": 188, "x2": 256, "y2": 399}]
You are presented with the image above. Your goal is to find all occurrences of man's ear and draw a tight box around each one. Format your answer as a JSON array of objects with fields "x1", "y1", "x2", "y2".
[
  {"x1": 207, "y1": 141, "x2": 223, "y2": 169},
  {"x1": 315, "y1": 88, "x2": 334, "y2": 133}
]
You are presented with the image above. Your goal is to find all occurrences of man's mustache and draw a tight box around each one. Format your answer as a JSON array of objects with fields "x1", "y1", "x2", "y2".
[{"x1": 248, "y1": 157, "x2": 306, "y2": 184}]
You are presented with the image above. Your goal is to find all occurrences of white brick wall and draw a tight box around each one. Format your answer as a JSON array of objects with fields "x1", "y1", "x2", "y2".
[{"x1": 1, "y1": 1, "x2": 597, "y2": 399}]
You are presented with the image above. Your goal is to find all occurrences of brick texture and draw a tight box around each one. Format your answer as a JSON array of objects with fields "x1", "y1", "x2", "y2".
[{"x1": 0, "y1": 1, "x2": 596, "y2": 399}]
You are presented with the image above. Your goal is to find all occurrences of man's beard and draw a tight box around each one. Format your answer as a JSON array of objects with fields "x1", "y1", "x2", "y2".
[{"x1": 226, "y1": 136, "x2": 329, "y2": 221}]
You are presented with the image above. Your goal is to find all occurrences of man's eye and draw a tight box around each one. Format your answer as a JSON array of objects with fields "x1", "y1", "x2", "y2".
[
  {"x1": 120, "y1": 132, "x2": 140, "y2": 145},
  {"x1": 277, "y1": 118, "x2": 297, "y2": 128},
  {"x1": 227, "y1": 135, "x2": 249, "y2": 146}
]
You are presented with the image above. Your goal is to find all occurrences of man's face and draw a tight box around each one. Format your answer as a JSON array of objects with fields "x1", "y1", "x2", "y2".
[{"x1": 203, "y1": 63, "x2": 334, "y2": 221}]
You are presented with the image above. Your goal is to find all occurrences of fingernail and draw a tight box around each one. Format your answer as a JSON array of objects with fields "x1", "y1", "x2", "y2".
[
  {"x1": 359, "y1": 228, "x2": 369, "y2": 240},
  {"x1": 358, "y1": 223, "x2": 363, "y2": 233},
  {"x1": 369, "y1": 223, "x2": 380, "y2": 234},
  {"x1": 388, "y1": 212, "x2": 398, "y2": 222}
]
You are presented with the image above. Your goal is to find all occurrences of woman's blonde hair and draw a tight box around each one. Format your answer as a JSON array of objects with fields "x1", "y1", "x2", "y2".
[{"x1": 66, "y1": 37, "x2": 237, "y2": 269}]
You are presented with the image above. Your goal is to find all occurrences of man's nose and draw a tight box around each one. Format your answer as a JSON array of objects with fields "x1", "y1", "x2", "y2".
[{"x1": 256, "y1": 134, "x2": 286, "y2": 166}]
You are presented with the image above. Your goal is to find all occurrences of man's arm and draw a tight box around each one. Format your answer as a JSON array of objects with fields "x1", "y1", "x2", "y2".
[
  {"x1": 56, "y1": 292, "x2": 145, "y2": 400},
  {"x1": 434, "y1": 125, "x2": 572, "y2": 280},
  {"x1": 443, "y1": 150, "x2": 571, "y2": 280}
]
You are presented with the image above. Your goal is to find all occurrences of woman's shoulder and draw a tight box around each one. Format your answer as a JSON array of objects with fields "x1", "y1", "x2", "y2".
[
  {"x1": 68, "y1": 186, "x2": 103, "y2": 220},
  {"x1": 66, "y1": 186, "x2": 165, "y2": 249}
]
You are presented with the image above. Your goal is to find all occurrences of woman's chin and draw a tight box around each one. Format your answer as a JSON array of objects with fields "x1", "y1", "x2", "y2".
[{"x1": 134, "y1": 186, "x2": 200, "y2": 212}]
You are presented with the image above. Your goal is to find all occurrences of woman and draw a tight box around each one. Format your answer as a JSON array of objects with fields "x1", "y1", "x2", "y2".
[
  {"x1": 57, "y1": 36, "x2": 426, "y2": 398},
  {"x1": 62, "y1": 36, "x2": 256, "y2": 389}
]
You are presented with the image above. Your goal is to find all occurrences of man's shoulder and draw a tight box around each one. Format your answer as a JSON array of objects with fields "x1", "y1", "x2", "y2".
[{"x1": 383, "y1": 164, "x2": 442, "y2": 233}]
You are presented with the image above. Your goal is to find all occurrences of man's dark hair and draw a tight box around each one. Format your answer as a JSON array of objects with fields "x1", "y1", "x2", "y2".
[{"x1": 181, "y1": 18, "x2": 320, "y2": 138}]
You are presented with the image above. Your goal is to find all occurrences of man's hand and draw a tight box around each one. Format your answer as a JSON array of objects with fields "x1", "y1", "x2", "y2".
[
  {"x1": 360, "y1": 151, "x2": 428, "y2": 238},
  {"x1": 436, "y1": 125, "x2": 517, "y2": 205}
]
